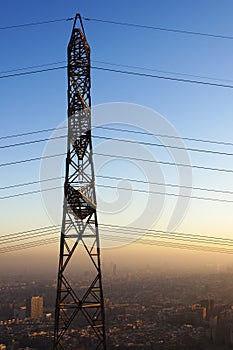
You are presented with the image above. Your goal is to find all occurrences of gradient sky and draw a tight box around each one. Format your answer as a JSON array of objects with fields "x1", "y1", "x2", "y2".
[{"x1": 1, "y1": 0, "x2": 233, "y2": 274}]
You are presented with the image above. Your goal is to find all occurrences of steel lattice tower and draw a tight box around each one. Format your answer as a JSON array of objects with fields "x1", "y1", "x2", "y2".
[{"x1": 53, "y1": 15, "x2": 106, "y2": 350}]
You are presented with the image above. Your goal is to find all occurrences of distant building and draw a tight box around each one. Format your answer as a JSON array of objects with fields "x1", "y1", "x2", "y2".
[
  {"x1": 200, "y1": 298, "x2": 214, "y2": 319},
  {"x1": 27, "y1": 296, "x2": 43, "y2": 319},
  {"x1": 215, "y1": 309, "x2": 233, "y2": 346},
  {"x1": 191, "y1": 304, "x2": 207, "y2": 323},
  {"x1": 13, "y1": 307, "x2": 26, "y2": 320}
]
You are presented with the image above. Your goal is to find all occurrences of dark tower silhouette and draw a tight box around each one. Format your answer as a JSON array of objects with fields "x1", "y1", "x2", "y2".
[{"x1": 53, "y1": 14, "x2": 106, "y2": 350}]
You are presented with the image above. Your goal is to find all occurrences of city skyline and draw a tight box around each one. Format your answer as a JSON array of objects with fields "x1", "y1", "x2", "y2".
[{"x1": 1, "y1": 270, "x2": 233, "y2": 349}]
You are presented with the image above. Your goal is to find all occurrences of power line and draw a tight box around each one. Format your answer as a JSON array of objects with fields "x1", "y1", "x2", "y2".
[
  {"x1": 1, "y1": 14, "x2": 233, "y2": 42},
  {"x1": 0, "y1": 229, "x2": 58, "y2": 244},
  {"x1": 0, "y1": 237, "x2": 59, "y2": 254},
  {"x1": 0, "y1": 126, "x2": 66, "y2": 141},
  {"x1": 0, "y1": 135, "x2": 66, "y2": 149},
  {"x1": 100, "y1": 223, "x2": 233, "y2": 245},
  {"x1": 97, "y1": 175, "x2": 233, "y2": 196},
  {"x1": 93, "y1": 135, "x2": 233, "y2": 157},
  {"x1": 102, "y1": 235, "x2": 233, "y2": 254},
  {"x1": 1, "y1": 234, "x2": 230, "y2": 255},
  {"x1": 1, "y1": 182, "x2": 233, "y2": 204},
  {"x1": 2, "y1": 224, "x2": 233, "y2": 255},
  {"x1": 3, "y1": 235, "x2": 233, "y2": 254},
  {"x1": 1, "y1": 15, "x2": 232, "y2": 42},
  {"x1": 0, "y1": 17, "x2": 74, "y2": 30},
  {"x1": 2, "y1": 173, "x2": 233, "y2": 197},
  {"x1": 84, "y1": 17, "x2": 233, "y2": 41},
  {"x1": 95, "y1": 126, "x2": 233, "y2": 148},
  {"x1": 0, "y1": 61, "x2": 67, "y2": 75},
  {"x1": 95, "y1": 152, "x2": 233, "y2": 174},
  {"x1": 5, "y1": 225, "x2": 228, "y2": 252},
  {"x1": 2, "y1": 59, "x2": 233, "y2": 85},
  {"x1": 0, "y1": 66, "x2": 66, "y2": 79},
  {"x1": 1, "y1": 124, "x2": 233, "y2": 149},
  {"x1": 92, "y1": 66, "x2": 233, "y2": 90},
  {"x1": 0, "y1": 176, "x2": 63, "y2": 190},
  {"x1": 1, "y1": 63, "x2": 233, "y2": 90},
  {"x1": 0, "y1": 152, "x2": 64, "y2": 168},
  {"x1": 2, "y1": 225, "x2": 59, "y2": 240},
  {"x1": 99, "y1": 184, "x2": 233, "y2": 204},
  {"x1": 0, "y1": 186, "x2": 61, "y2": 199},
  {"x1": 4, "y1": 223, "x2": 233, "y2": 246},
  {"x1": 100, "y1": 232, "x2": 233, "y2": 253},
  {"x1": 3, "y1": 132, "x2": 233, "y2": 158},
  {"x1": 94, "y1": 60, "x2": 233, "y2": 84},
  {"x1": 1, "y1": 150, "x2": 233, "y2": 175}
]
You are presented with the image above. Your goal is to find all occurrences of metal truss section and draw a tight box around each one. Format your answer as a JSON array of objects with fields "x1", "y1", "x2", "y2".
[{"x1": 53, "y1": 15, "x2": 106, "y2": 350}]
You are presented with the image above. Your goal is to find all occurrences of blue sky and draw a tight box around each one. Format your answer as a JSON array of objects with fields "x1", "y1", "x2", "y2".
[
  {"x1": 1, "y1": 0, "x2": 233, "y2": 272},
  {"x1": 1, "y1": 0, "x2": 233, "y2": 136}
]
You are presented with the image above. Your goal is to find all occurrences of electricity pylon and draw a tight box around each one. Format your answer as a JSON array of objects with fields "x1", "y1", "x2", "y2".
[{"x1": 53, "y1": 14, "x2": 106, "y2": 350}]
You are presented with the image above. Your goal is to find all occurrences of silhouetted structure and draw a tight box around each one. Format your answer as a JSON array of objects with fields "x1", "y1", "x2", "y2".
[{"x1": 53, "y1": 14, "x2": 106, "y2": 350}]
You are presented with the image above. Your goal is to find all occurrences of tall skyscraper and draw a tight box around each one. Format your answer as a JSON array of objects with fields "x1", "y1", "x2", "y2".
[{"x1": 27, "y1": 296, "x2": 43, "y2": 319}]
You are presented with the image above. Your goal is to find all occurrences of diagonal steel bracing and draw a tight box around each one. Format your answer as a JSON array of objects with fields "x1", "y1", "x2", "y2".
[{"x1": 53, "y1": 14, "x2": 106, "y2": 350}]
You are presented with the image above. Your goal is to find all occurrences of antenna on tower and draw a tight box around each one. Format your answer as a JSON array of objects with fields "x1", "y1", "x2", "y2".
[{"x1": 53, "y1": 14, "x2": 106, "y2": 349}]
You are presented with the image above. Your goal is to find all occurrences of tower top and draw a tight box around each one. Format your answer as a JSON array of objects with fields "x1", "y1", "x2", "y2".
[{"x1": 72, "y1": 13, "x2": 85, "y2": 35}]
